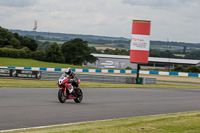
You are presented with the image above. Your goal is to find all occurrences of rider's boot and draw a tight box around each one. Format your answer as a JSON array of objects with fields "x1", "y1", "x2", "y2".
[{"x1": 70, "y1": 84, "x2": 77, "y2": 97}]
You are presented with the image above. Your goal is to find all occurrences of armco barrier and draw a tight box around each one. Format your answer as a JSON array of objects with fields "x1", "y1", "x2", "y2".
[
  {"x1": 0, "y1": 66, "x2": 199, "y2": 78},
  {"x1": 0, "y1": 68, "x2": 156, "y2": 84},
  {"x1": 41, "y1": 71, "x2": 156, "y2": 84}
]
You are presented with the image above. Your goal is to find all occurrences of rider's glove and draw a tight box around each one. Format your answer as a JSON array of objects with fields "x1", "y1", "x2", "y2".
[{"x1": 70, "y1": 79, "x2": 74, "y2": 82}]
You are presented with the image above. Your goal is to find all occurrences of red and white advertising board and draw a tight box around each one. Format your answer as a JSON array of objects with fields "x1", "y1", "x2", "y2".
[{"x1": 130, "y1": 20, "x2": 151, "y2": 63}]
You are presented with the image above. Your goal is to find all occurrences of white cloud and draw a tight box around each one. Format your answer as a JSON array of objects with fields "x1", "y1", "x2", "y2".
[{"x1": 0, "y1": 0, "x2": 200, "y2": 43}]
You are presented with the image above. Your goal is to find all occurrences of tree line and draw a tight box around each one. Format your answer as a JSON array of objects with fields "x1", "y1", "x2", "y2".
[
  {"x1": 172, "y1": 65, "x2": 200, "y2": 73},
  {"x1": 91, "y1": 47, "x2": 130, "y2": 55},
  {"x1": 10, "y1": 30, "x2": 200, "y2": 50},
  {"x1": 91, "y1": 46, "x2": 200, "y2": 60},
  {"x1": 0, "y1": 26, "x2": 38, "y2": 51},
  {"x1": 0, "y1": 26, "x2": 97, "y2": 65}
]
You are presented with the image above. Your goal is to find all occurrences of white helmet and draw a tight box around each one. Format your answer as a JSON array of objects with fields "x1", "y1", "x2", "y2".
[{"x1": 65, "y1": 67, "x2": 71, "y2": 75}]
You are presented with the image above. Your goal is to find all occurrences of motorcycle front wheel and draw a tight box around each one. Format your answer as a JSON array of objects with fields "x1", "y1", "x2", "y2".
[
  {"x1": 58, "y1": 89, "x2": 66, "y2": 103},
  {"x1": 74, "y1": 88, "x2": 83, "y2": 103}
]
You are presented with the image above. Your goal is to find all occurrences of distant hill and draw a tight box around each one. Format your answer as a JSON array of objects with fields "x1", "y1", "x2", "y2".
[
  {"x1": 10, "y1": 29, "x2": 200, "y2": 52},
  {"x1": 10, "y1": 29, "x2": 129, "y2": 42}
]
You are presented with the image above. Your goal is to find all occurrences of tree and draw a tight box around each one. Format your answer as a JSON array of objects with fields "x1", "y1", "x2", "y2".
[
  {"x1": 61, "y1": 38, "x2": 97, "y2": 65},
  {"x1": 0, "y1": 26, "x2": 14, "y2": 47},
  {"x1": 185, "y1": 50, "x2": 200, "y2": 60},
  {"x1": 9, "y1": 38, "x2": 20, "y2": 48},
  {"x1": 38, "y1": 41, "x2": 51, "y2": 50},
  {"x1": 91, "y1": 47, "x2": 102, "y2": 54},
  {"x1": 45, "y1": 43, "x2": 65, "y2": 63},
  {"x1": 29, "y1": 38, "x2": 38, "y2": 51},
  {"x1": 149, "y1": 49, "x2": 160, "y2": 57},
  {"x1": 183, "y1": 46, "x2": 187, "y2": 53},
  {"x1": 0, "y1": 26, "x2": 38, "y2": 51},
  {"x1": 21, "y1": 37, "x2": 38, "y2": 51}
]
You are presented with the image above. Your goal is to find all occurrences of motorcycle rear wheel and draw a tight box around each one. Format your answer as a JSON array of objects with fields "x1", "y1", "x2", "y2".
[
  {"x1": 74, "y1": 88, "x2": 83, "y2": 103},
  {"x1": 58, "y1": 89, "x2": 66, "y2": 103}
]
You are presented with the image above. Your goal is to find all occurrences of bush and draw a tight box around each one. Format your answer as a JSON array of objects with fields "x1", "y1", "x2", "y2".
[
  {"x1": 9, "y1": 48, "x2": 18, "y2": 58},
  {"x1": 172, "y1": 65, "x2": 184, "y2": 72},
  {"x1": 32, "y1": 50, "x2": 46, "y2": 61},
  {"x1": 19, "y1": 47, "x2": 31, "y2": 58},
  {"x1": 0, "y1": 47, "x2": 31, "y2": 58},
  {"x1": 0, "y1": 47, "x2": 15, "y2": 57},
  {"x1": 125, "y1": 66, "x2": 132, "y2": 70},
  {"x1": 185, "y1": 66, "x2": 200, "y2": 73}
]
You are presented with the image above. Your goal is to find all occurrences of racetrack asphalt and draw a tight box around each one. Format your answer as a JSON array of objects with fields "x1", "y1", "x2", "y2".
[{"x1": 0, "y1": 87, "x2": 200, "y2": 131}]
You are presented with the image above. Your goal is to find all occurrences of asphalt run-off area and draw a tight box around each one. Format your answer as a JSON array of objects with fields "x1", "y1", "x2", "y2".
[{"x1": 0, "y1": 87, "x2": 200, "y2": 131}]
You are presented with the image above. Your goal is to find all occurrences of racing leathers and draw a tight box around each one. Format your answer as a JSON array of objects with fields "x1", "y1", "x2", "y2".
[
  {"x1": 62, "y1": 71, "x2": 79, "y2": 95},
  {"x1": 68, "y1": 72, "x2": 79, "y2": 89}
]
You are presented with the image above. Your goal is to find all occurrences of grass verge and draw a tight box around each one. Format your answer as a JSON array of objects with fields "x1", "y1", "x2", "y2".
[
  {"x1": 0, "y1": 78, "x2": 200, "y2": 89},
  {"x1": 3, "y1": 111, "x2": 200, "y2": 133},
  {"x1": 97, "y1": 72, "x2": 200, "y2": 79},
  {"x1": 158, "y1": 80, "x2": 200, "y2": 84}
]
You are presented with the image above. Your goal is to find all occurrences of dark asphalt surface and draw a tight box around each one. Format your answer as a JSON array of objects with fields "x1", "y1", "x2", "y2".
[{"x1": 0, "y1": 87, "x2": 200, "y2": 131}]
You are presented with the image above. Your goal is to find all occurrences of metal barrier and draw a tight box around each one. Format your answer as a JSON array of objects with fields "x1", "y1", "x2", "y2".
[
  {"x1": 41, "y1": 71, "x2": 156, "y2": 84},
  {"x1": 0, "y1": 68, "x2": 156, "y2": 84},
  {"x1": 1, "y1": 66, "x2": 200, "y2": 77}
]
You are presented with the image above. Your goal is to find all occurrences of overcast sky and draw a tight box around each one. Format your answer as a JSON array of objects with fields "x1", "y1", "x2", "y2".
[{"x1": 0, "y1": 0, "x2": 199, "y2": 43}]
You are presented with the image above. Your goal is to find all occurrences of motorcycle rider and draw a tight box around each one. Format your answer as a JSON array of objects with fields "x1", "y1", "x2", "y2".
[{"x1": 64, "y1": 67, "x2": 79, "y2": 95}]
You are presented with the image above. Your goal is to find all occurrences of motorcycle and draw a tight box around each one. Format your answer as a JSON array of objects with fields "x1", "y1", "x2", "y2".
[{"x1": 57, "y1": 74, "x2": 83, "y2": 103}]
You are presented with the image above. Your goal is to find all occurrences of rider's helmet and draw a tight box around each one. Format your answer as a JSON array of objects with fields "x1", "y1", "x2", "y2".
[{"x1": 65, "y1": 67, "x2": 71, "y2": 75}]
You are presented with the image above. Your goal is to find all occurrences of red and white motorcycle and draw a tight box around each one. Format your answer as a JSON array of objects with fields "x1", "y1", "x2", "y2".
[{"x1": 57, "y1": 74, "x2": 83, "y2": 103}]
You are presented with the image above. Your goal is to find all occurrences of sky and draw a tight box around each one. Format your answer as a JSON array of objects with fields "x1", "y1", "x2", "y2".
[{"x1": 0, "y1": 0, "x2": 200, "y2": 43}]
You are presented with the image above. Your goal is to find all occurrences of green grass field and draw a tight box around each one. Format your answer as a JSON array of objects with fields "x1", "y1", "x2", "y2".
[
  {"x1": 0, "y1": 57, "x2": 93, "y2": 69},
  {"x1": 3, "y1": 111, "x2": 200, "y2": 133},
  {"x1": 151, "y1": 45, "x2": 182, "y2": 51},
  {"x1": 39, "y1": 40, "x2": 65, "y2": 44},
  {"x1": 173, "y1": 54, "x2": 185, "y2": 57},
  {"x1": 88, "y1": 43, "x2": 106, "y2": 47}
]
